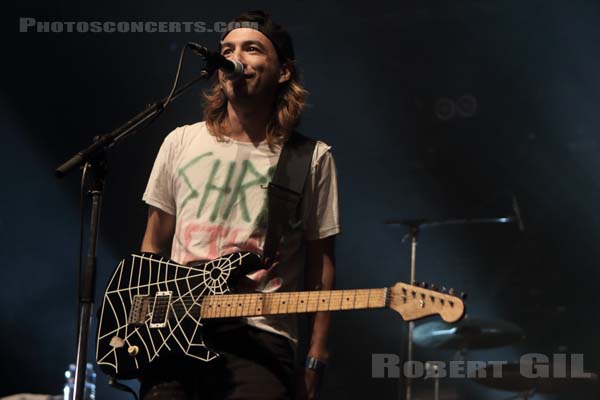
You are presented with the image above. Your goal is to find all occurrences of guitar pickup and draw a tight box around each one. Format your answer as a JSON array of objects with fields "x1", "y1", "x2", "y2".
[
  {"x1": 128, "y1": 295, "x2": 149, "y2": 326},
  {"x1": 150, "y1": 291, "x2": 172, "y2": 328}
]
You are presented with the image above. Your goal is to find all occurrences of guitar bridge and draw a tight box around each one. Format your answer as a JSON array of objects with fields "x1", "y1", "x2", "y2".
[
  {"x1": 128, "y1": 295, "x2": 149, "y2": 326},
  {"x1": 150, "y1": 291, "x2": 172, "y2": 328}
]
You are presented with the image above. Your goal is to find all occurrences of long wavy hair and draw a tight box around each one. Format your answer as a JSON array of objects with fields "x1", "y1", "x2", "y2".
[{"x1": 202, "y1": 59, "x2": 308, "y2": 146}]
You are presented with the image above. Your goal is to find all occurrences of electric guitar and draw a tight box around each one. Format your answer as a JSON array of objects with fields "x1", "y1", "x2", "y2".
[{"x1": 96, "y1": 252, "x2": 465, "y2": 379}]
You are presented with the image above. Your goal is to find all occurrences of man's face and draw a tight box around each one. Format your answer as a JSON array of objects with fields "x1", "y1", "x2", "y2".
[{"x1": 219, "y1": 28, "x2": 289, "y2": 102}]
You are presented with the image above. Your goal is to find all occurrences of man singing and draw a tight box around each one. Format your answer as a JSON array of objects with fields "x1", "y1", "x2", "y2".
[{"x1": 139, "y1": 10, "x2": 340, "y2": 400}]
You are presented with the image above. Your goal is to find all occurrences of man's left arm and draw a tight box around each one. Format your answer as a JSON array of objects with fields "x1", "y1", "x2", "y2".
[{"x1": 302, "y1": 235, "x2": 336, "y2": 399}]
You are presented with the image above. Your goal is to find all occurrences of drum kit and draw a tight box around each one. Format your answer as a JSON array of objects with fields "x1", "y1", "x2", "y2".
[
  {"x1": 385, "y1": 202, "x2": 598, "y2": 399},
  {"x1": 411, "y1": 317, "x2": 598, "y2": 399}
]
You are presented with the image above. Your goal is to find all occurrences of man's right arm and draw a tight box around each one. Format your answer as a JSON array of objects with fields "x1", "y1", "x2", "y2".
[{"x1": 141, "y1": 205, "x2": 176, "y2": 254}]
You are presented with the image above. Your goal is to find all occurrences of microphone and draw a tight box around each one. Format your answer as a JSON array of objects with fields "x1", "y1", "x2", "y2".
[
  {"x1": 187, "y1": 42, "x2": 244, "y2": 81},
  {"x1": 512, "y1": 195, "x2": 525, "y2": 232}
]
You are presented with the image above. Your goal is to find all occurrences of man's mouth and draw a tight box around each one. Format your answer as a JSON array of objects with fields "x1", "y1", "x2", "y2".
[{"x1": 231, "y1": 73, "x2": 255, "y2": 89}]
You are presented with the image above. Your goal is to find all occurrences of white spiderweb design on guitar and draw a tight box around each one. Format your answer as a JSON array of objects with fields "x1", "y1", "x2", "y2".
[{"x1": 96, "y1": 252, "x2": 252, "y2": 376}]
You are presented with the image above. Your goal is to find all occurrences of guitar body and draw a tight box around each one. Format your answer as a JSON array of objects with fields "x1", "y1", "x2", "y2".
[
  {"x1": 96, "y1": 251, "x2": 465, "y2": 380},
  {"x1": 96, "y1": 252, "x2": 260, "y2": 379}
]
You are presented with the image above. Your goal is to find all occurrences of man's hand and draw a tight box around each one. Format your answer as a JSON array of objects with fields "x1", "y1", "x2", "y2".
[
  {"x1": 296, "y1": 368, "x2": 322, "y2": 400},
  {"x1": 236, "y1": 255, "x2": 282, "y2": 293}
]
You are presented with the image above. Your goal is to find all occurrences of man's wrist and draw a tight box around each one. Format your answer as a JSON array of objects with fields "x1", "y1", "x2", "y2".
[
  {"x1": 305, "y1": 356, "x2": 327, "y2": 374},
  {"x1": 307, "y1": 342, "x2": 329, "y2": 361}
]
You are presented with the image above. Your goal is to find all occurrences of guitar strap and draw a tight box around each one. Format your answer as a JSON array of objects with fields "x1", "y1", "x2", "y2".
[{"x1": 262, "y1": 132, "x2": 316, "y2": 263}]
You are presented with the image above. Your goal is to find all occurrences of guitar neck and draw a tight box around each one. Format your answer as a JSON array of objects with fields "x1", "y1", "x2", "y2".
[{"x1": 200, "y1": 288, "x2": 388, "y2": 319}]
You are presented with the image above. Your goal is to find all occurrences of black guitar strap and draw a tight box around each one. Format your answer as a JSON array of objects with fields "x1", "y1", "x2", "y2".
[{"x1": 262, "y1": 132, "x2": 316, "y2": 263}]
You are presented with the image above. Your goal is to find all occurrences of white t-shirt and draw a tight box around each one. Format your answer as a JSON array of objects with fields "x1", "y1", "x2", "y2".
[{"x1": 143, "y1": 121, "x2": 341, "y2": 342}]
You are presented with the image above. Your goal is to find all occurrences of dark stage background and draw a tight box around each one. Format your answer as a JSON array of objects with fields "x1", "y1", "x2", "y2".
[{"x1": 2, "y1": 1, "x2": 600, "y2": 399}]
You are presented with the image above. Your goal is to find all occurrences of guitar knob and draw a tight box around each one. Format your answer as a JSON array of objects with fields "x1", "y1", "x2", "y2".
[
  {"x1": 430, "y1": 284, "x2": 437, "y2": 291},
  {"x1": 441, "y1": 286, "x2": 447, "y2": 293},
  {"x1": 460, "y1": 292, "x2": 468, "y2": 300},
  {"x1": 420, "y1": 282, "x2": 428, "y2": 288},
  {"x1": 449, "y1": 288, "x2": 455, "y2": 296},
  {"x1": 128, "y1": 345, "x2": 139, "y2": 357}
]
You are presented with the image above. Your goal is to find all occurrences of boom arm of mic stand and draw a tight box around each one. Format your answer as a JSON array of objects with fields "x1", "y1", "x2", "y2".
[{"x1": 55, "y1": 69, "x2": 212, "y2": 178}]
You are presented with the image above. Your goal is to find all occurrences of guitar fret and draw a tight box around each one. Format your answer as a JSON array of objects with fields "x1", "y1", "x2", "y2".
[
  {"x1": 271, "y1": 292, "x2": 278, "y2": 315},
  {"x1": 276, "y1": 292, "x2": 283, "y2": 315},
  {"x1": 301, "y1": 293, "x2": 308, "y2": 313},
  {"x1": 234, "y1": 294, "x2": 241, "y2": 317},
  {"x1": 292, "y1": 292, "x2": 298, "y2": 313},
  {"x1": 277, "y1": 292, "x2": 283, "y2": 314},
  {"x1": 277, "y1": 293, "x2": 285, "y2": 315},
  {"x1": 220, "y1": 295, "x2": 226, "y2": 317},
  {"x1": 227, "y1": 294, "x2": 235, "y2": 318},
  {"x1": 211, "y1": 295, "x2": 219, "y2": 317},
  {"x1": 249, "y1": 294, "x2": 255, "y2": 316},
  {"x1": 233, "y1": 293, "x2": 242, "y2": 317},
  {"x1": 357, "y1": 289, "x2": 366, "y2": 309},
  {"x1": 238, "y1": 294, "x2": 248, "y2": 317},
  {"x1": 304, "y1": 291, "x2": 313, "y2": 312},
  {"x1": 201, "y1": 296, "x2": 209, "y2": 318},
  {"x1": 255, "y1": 294, "x2": 262, "y2": 316},
  {"x1": 316, "y1": 291, "x2": 323, "y2": 311},
  {"x1": 280, "y1": 292, "x2": 287, "y2": 314},
  {"x1": 231, "y1": 294, "x2": 239, "y2": 317},
  {"x1": 291, "y1": 292, "x2": 297, "y2": 313},
  {"x1": 200, "y1": 297, "x2": 206, "y2": 318},
  {"x1": 214, "y1": 297, "x2": 221, "y2": 317},
  {"x1": 224, "y1": 296, "x2": 230, "y2": 317},
  {"x1": 286, "y1": 293, "x2": 293, "y2": 314},
  {"x1": 284, "y1": 292, "x2": 291, "y2": 314},
  {"x1": 262, "y1": 293, "x2": 271, "y2": 315},
  {"x1": 341, "y1": 290, "x2": 351, "y2": 310},
  {"x1": 291, "y1": 292, "x2": 299, "y2": 314},
  {"x1": 250, "y1": 293, "x2": 257, "y2": 316},
  {"x1": 317, "y1": 291, "x2": 327, "y2": 311},
  {"x1": 240, "y1": 294, "x2": 247, "y2": 317},
  {"x1": 220, "y1": 296, "x2": 227, "y2": 317},
  {"x1": 210, "y1": 296, "x2": 217, "y2": 318},
  {"x1": 268, "y1": 293, "x2": 274, "y2": 314},
  {"x1": 273, "y1": 292, "x2": 280, "y2": 314},
  {"x1": 317, "y1": 291, "x2": 324, "y2": 311},
  {"x1": 277, "y1": 293, "x2": 284, "y2": 314},
  {"x1": 222, "y1": 296, "x2": 229, "y2": 318},
  {"x1": 297, "y1": 293, "x2": 306, "y2": 313},
  {"x1": 330, "y1": 292, "x2": 342, "y2": 310},
  {"x1": 237, "y1": 294, "x2": 246, "y2": 317}
]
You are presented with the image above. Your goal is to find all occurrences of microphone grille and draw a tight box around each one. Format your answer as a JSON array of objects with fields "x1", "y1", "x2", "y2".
[{"x1": 225, "y1": 60, "x2": 244, "y2": 81}]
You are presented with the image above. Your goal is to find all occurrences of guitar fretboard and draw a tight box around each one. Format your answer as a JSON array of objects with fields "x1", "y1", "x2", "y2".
[{"x1": 200, "y1": 288, "x2": 388, "y2": 319}]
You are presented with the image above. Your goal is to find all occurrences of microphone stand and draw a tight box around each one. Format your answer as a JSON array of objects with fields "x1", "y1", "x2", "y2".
[{"x1": 56, "y1": 65, "x2": 214, "y2": 400}]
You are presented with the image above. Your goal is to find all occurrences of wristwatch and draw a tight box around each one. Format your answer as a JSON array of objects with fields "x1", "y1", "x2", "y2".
[{"x1": 305, "y1": 356, "x2": 326, "y2": 374}]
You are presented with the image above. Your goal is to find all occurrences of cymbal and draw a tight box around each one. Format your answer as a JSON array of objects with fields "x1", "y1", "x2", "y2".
[
  {"x1": 472, "y1": 363, "x2": 599, "y2": 393},
  {"x1": 413, "y1": 317, "x2": 525, "y2": 350},
  {"x1": 384, "y1": 216, "x2": 513, "y2": 228}
]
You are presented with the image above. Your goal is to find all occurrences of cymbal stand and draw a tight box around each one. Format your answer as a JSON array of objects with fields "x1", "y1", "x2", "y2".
[
  {"x1": 404, "y1": 223, "x2": 420, "y2": 400},
  {"x1": 385, "y1": 214, "x2": 516, "y2": 400}
]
